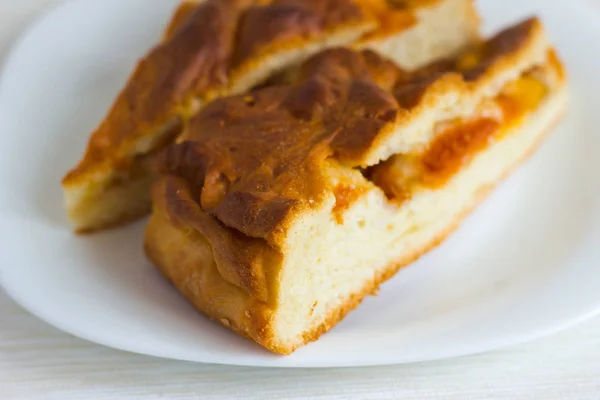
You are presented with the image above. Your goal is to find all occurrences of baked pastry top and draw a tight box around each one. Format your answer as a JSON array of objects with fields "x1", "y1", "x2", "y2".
[
  {"x1": 147, "y1": 13, "x2": 566, "y2": 354},
  {"x1": 156, "y1": 18, "x2": 553, "y2": 300},
  {"x1": 62, "y1": 0, "x2": 478, "y2": 233},
  {"x1": 164, "y1": 47, "x2": 405, "y2": 237},
  {"x1": 64, "y1": 0, "x2": 371, "y2": 183}
]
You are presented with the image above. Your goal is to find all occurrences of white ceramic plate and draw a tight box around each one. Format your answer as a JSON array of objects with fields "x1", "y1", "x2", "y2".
[{"x1": 0, "y1": 0, "x2": 599, "y2": 368}]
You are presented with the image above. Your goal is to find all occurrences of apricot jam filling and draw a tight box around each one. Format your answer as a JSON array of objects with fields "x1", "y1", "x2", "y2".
[{"x1": 365, "y1": 73, "x2": 548, "y2": 202}]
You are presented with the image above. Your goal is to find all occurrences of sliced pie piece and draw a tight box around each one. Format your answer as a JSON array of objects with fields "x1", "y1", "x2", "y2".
[
  {"x1": 144, "y1": 17, "x2": 567, "y2": 355},
  {"x1": 62, "y1": 0, "x2": 479, "y2": 233}
]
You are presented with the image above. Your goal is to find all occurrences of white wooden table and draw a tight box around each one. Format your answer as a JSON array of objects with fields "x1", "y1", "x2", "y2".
[{"x1": 2, "y1": 1, "x2": 600, "y2": 399}]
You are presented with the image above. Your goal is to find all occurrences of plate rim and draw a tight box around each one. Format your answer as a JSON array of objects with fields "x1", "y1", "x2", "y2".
[{"x1": 1, "y1": 0, "x2": 600, "y2": 368}]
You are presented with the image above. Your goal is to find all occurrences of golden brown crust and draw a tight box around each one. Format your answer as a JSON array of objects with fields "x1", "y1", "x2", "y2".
[
  {"x1": 463, "y1": 18, "x2": 542, "y2": 81},
  {"x1": 63, "y1": 0, "x2": 481, "y2": 235},
  {"x1": 394, "y1": 18, "x2": 542, "y2": 107},
  {"x1": 157, "y1": 176, "x2": 280, "y2": 302},
  {"x1": 145, "y1": 16, "x2": 566, "y2": 354},
  {"x1": 63, "y1": 0, "x2": 373, "y2": 186},
  {"x1": 63, "y1": 0, "x2": 472, "y2": 186},
  {"x1": 64, "y1": 0, "x2": 248, "y2": 183},
  {"x1": 155, "y1": 18, "x2": 545, "y2": 293},
  {"x1": 144, "y1": 205, "x2": 276, "y2": 349},
  {"x1": 233, "y1": 0, "x2": 366, "y2": 67},
  {"x1": 161, "y1": 48, "x2": 405, "y2": 243}
]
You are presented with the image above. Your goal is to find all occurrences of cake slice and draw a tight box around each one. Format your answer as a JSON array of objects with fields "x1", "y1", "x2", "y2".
[
  {"x1": 61, "y1": 0, "x2": 479, "y2": 233},
  {"x1": 144, "y1": 17, "x2": 567, "y2": 355}
]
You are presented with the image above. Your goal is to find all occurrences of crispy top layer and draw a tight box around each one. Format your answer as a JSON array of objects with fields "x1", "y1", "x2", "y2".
[
  {"x1": 64, "y1": 0, "x2": 371, "y2": 181},
  {"x1": 64, "y1": 0, "x2": 462, "y2": 184},
  {"x1": 156, "y1": 18, "x2": 552, "y2": 302},
  {"x1": 233, "y1": 0, "x2": 367, "y2": 67},
  {"x1": 161, "y1": 48, "x2": 406, "y2": 242},
  {"x1": 160, "y1": 18, "x2": 543, "y2": 245}
]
